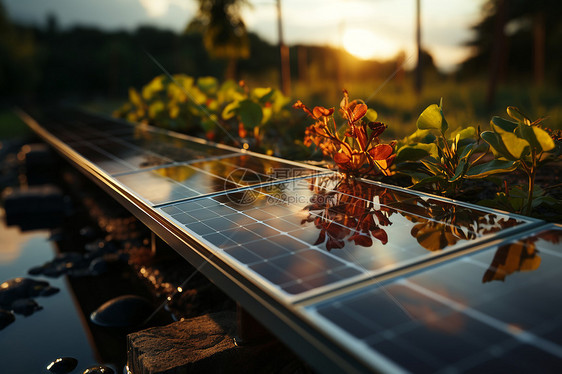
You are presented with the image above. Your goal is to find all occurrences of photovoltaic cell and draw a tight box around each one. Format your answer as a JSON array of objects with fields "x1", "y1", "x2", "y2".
[
  {"x1": 157, "y1": 175, "x2": 537, "y2": 298},
  {"x1": 304, "y1": 226, "x2": 562, "y2": 373}
]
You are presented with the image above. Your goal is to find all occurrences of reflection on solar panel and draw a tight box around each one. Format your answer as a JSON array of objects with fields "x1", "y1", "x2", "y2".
[
  {"x1": 118, "y1": 154, "x2": 319, "y2": 205},
  {"x1": 159, "y1": 175, "x2": 531, "y2": 299},
  {"x1": 305, "y1": 225, "x2": 562, "y2": 373},
  {"x1": 21, "y1": 108, "x2": 559, "y2": 373}
]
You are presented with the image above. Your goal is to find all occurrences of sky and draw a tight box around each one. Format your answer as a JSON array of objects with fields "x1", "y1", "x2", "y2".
[{"x1": 3, "y1": 0, "x2": 486, "y2": 72}]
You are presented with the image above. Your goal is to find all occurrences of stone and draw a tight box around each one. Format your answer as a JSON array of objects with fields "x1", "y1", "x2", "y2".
[
  {"x1": 46, "y1": 357, "x2": 78, "y2": 374},
  {"x1": 3, "y1": 184, "x2": 65, "y2": 230},
  {"x1": 0, "y1": 309, "x2": 15, "y2": 330},
  {"x1": 0, "y1": 278, "x2": 50, "y2": 307},
  {"x1": 82, "y1": 365, "x2": 115, "y2": 374},
  {"x1": 127, "y1": 311, "x2": 310, "y2": 373},
  {"x1": 90, "y1": 295, "x2": 153, "y2": 327},
  {"x1": 11, "y1": 298, "x2": 42, "y2": 316}
]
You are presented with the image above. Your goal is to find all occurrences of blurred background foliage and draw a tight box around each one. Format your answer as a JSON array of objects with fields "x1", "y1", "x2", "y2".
[{"x1": 0, "y1": 0, "x2": 561, "y2": 148}]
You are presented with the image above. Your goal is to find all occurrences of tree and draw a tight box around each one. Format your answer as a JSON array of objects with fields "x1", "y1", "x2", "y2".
[
  {"x1": 460, "y1": 0, "x2": 562, "y2": 90},
  {"x1": 187, "y1": 0, "x2": 250, "y2": 80}
]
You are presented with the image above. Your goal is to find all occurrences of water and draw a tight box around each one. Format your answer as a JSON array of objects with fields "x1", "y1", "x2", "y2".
[{"x1": 0, "y1": 209, "x2": 102, "y2": 374}]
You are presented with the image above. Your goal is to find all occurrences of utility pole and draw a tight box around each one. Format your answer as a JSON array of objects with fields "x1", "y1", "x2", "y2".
[
  {"x1": 486, "y1": 0, "x2": 507, "y2": 109},
  {"x1": 276, "y1": 0, "x2": 291, "y2": 95},
  {"x1": 415, "y1": 0, "x2": 422, "y2": 95}
]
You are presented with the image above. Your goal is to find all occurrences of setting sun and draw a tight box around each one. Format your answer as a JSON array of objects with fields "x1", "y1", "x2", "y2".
[{"x1": 343, "y1": 28, "x2": 397, "y2": 60}]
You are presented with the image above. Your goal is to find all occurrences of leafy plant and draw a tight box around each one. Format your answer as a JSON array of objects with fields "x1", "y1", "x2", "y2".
[
  {"x1": 480, "y1": 106, "x2": 558, "y2": 215},
  {"x1": 294, "y1": 90, "x2": 396, "y2": 177},
  {"x1": 396, "y1": 99, "x2": 515, "y2": 195},
  {"x1": 113, "y1": 74, "x2": 290, "y2": 150}
]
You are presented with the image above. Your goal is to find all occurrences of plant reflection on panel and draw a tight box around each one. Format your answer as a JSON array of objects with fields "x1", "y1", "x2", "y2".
[
  {"x1": 482, "y1": 229, "x2": 562, "y2": 283},
  {"x1": 302, "y1": 175, "x2": 523, "y2": 254},
  {"x1": 391, "y1": 197, "x2": 520, "y2": 252},
  {"x1": 301, "y1": 177, "x2": 394, "y2": 251}
]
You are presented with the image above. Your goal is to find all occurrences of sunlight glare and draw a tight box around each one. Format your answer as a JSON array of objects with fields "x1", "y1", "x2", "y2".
[{"x1": 343, "y1": 28, "x2": 397, "y2": 60}]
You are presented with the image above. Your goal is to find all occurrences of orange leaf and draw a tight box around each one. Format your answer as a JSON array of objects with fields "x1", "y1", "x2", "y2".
[
  {"x1": 368, "y1": 144, "x2": 394, "y2": 160},
  {"x1": 313, "y1": 106, "x2": 335, "y2": 118},
  {"x1": 334, "y1": 152, "x2": 351, "y2": 165},
  {"x1": 349, "y1": 102, "x2": 368, "y2": 123}
]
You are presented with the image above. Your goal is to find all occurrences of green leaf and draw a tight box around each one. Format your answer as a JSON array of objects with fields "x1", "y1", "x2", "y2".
[
  {"x1": 449, "y1": 159, "x2": 468, "y2": 182},
  {"x1": 405, "y1": 128, "x2": 435, "y2": 144},
  {"x1": 366, "y1": 108, "x2": 378, "y2": 122},
  {"x1": 465, "y1": 160, "x2": 519, "y2": 178},
  {"x1": 237, "y1": 100, "x2": 263, "y2": 129},
  {"x1": 518, "y1": 123, "x2": 555, "y2": 152},
  {"x1": 252, "y1": 87, "x2": 275, "y2": 104},
  {"x1": 507, "y1": 106, "x2": 530, "y2": 125},
  {"x1": 420, "y1": 159, "x2": 446, "y2": 177},
  {"x1": 417, "y1": 104, "x2": 448, "y2": 133},
  {"x1": 491, "y1": 116, "x2": 518, "y2": 133},
  {"x1": 197, "y1": 76, "x2": 219, "y2": 95},
  {"x1": 395, "y1": 143, "x2": 437, "y2": 163},
  {"x1": 411, "y1": 175, "x2": 447, "y2": 188},
  {"x1": 221, "y1": 101, "x2": 239, "y2": 120},
  {"x1": 454, "y1": 126, "x2": 476, "y2": 141},
  {"x1": 481, "y1": 131, "x2": 527, "y2": 160},
  {"x1": 499, "y1": 131, "x2": 530, "y2": 159}
]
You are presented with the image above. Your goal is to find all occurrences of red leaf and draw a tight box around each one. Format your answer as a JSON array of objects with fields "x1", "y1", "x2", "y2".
[
  {"x1": 368, "y1": 122, "x2": 387, "y2": 138},
  {"x1": 372, "y1": 228, "x2": 388, "y2": 244},
  {"x1": 349, "y1": 233, "x2": 373, "y2": 247}
]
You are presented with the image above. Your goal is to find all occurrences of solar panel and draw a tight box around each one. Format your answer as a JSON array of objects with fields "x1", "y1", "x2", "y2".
[
  {"x1": 157, "y1": 175, "x2": 537, "y2": 300},
  {"x1": 303, "y1": 225, "x2": 562, "y2": 373},
  {"x1": 20, "y1": 108, "x2": 557, "y2": 373}
]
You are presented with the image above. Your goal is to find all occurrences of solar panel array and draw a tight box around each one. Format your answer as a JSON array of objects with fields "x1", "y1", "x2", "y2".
[{"x1": 22, "y1": 108, "x2": 560, "y2": 373}]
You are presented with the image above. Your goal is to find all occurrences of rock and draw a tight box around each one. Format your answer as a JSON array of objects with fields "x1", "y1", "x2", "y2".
[
  {"x1": 127, "y1": 311, "x2": 309, "y2": 374},
  {"x1": 54, "y1": 252, "x2": 84, "y2": 264},
  {"x1": 46, "y1": 357, "x2": 78, "y2": 374},
  {"x1": 40, "y1": 286, "x2": 60, "y2": 297},
  {"x1": 3, "y1": 184, "x2": 65, "y2": 230},
  {"x1": 28, "y1": 264, "x2": 47, "y2": 275},
  {"x1": 90, "y1": 295, "x2": 153, "y2": 328},
  {"x1": 42, "y1": 265, "x2": 66, "y2": 278},
  {"x1": 0, "y1": 309, "x2": 15, "y2": 330},
  {"x1": 0, "y1": 278, "x2": 50, "y2": 307},
  {"x1": 82, "y1": 365, "x2": 115, "y2": 374},
  {"x1": 30, "y1": 252, "x2": 91, "y2": 278},
  {"x1": 11, "y1": 298, "x2": 42, "y2": 316},
  {"x1": 88, "y1": 257, "x2": 108, "y2": 275}
]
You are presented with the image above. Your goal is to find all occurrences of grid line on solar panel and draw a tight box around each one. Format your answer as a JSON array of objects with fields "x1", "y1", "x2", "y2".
[{"x1": 304, "y1": 226, "x2": 562, "y2": 373}]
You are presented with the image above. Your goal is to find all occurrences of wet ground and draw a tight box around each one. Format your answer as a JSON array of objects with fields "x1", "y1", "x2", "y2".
[
  {"x1": 0, "y1": 215, "x2": 102, "y2": 373},
  {"x1": 0, "y1": 136, "x2": 222, "y2": 373}
]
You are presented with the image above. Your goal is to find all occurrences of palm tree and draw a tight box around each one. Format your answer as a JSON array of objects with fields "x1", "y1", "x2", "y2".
[{"x1": 187, "y1": 0, "x2": 250, "y2": 80}]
